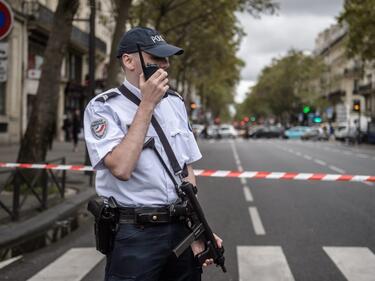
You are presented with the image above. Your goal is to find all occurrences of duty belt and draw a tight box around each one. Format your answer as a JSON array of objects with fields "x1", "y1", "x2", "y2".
[{"x1": 118, "y1": 204, "x2": 188, "y2": 225}]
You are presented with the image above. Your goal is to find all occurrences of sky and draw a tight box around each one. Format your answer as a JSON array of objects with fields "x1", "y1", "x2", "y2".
[{"x1": 235, "y1": 0, "x2": 344, "y2": 103}]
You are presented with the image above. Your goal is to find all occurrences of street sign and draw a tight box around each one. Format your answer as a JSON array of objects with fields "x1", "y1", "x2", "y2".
[{"x1": 0, "y1": 0, "x2": 13, "y2": 41}]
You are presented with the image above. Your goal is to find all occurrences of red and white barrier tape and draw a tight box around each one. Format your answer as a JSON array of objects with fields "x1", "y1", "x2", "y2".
[{"x1": 1, "y1": 162, "x2": 374, "y2": 183}]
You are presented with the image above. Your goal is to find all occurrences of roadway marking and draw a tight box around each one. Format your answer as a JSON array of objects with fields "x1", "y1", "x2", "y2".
[
  {"x1": 328, "y1": 165, "x2": 346, "y2": 174},
  {"x1": 323, "y1": 247, "x2": 375, "y2": 281},
  {"x1": 27, "y1": 248, "x2": 104, "y2": 281},
  {"x1": 249, "y1": 207, "x2": 266, "y2": 235},
  {"x1": 0, "y1": 256, "x2": 22, "y2": 269},
  {"x1": 230, "y1": 140, "x2": 243, "y2": 170},
  {"x1": 314, "y1": 159, "x2": 327, "y2": 166},
  {"x1": 303, "y1": 155, "x2": 312, "y2": 160},
  {"x1": 240, "y1": 177, "x2": 246, "y2": 185},
  {"x1": 357, "y1": 154, "x2": 369, "y2": 159},
  {"x1": 237, "y1": 246, "x2": 295, "y2": 281},
  {"x1": 243, "y1": 186, "x2": 253, "y2": 202}
]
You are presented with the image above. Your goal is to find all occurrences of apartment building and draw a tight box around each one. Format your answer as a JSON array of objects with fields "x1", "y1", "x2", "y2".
[
  {"x1": 314, "y1": 23, "x2": 375, "y2": 125},
  {"x1": 0, "y1": 0, "x2": 115, "y2": 144}
]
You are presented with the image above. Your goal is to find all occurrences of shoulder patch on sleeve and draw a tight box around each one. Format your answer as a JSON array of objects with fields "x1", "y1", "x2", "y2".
[
  {"x1": 91, "y1": 118, "x2": 108, "y2": 139},
  {"x1": 167, "y1": 90, "x2": 184, "y2": 101},
  {"x1": 95, "y1": 91, "x2": 119, "y2": 103}
]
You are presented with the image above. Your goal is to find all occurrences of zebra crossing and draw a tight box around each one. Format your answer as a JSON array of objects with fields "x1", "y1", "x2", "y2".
[{"x1": 1, "y1": 246, "x2": 374, "y2": 280}]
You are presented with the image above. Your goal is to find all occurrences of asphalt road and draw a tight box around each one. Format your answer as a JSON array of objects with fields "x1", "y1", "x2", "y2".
[{"x1": 1, "y1": 139, "x2": 374, "y2": 281}]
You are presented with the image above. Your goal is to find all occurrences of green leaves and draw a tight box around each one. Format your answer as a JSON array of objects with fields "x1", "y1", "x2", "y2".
[
  {"x1": 338, "y1": 0, "x2": 375, "y2": 61},
  {"x1": 238, "y1": 50, "x2": 324, "y2": 123},
  {"x1": 130, "y1": 0, "x2": 277, "y2": 120}
]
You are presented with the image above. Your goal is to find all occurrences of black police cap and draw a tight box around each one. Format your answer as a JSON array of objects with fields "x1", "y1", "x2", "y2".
[{"x1": 116, "y1": 27, "x2": 184, "y2": 58}]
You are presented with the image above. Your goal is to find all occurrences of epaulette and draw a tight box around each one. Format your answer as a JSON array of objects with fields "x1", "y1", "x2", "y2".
[
  {"x1": 95, "y1": 91, "x2": 119, "y2": 103},
  {"x1": 167, "y1": 90, "x2": 184, "y2": 101}
]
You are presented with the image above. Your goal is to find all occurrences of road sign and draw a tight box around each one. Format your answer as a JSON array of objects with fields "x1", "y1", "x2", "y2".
[{"x1": 0, "y1": 1, "x2": 13, "y2": 41}]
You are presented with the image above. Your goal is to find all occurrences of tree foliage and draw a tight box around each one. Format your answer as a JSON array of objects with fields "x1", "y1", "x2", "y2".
[
  {"x1": 127, "y1": 0, "x2": 277, "y2": 119},
  {"x1": 338, "y1": 0, "x2": 375, "y2": 61},
  {"x1": 237, "y1": 50, "x2": 325, "y2": 124}
]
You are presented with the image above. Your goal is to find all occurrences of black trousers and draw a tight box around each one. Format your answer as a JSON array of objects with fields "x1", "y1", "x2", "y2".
[{"x1": 105, "y1": 222, "x2": 202, "y2": 281}]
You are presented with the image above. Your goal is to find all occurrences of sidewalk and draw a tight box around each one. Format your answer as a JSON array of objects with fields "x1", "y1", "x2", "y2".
[{"x1": 0, "y1": 140, "x2": 95, "y2": 253}]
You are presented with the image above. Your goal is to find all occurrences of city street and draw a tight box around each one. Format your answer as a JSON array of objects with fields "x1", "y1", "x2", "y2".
[{"x1": 0, "y1": 139, "x2": 374, "y2": 281}]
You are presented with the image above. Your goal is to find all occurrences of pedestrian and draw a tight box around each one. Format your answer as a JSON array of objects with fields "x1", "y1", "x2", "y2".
[
  {"x1": 72, "y1": 109, "x2": 81, "y2": 152},
  {"x1": 84, "y1": 27, "x2": 222, "y2": 281},
  {"x1": 62, "y1": 113, "x2": 72, "y2": 142}
]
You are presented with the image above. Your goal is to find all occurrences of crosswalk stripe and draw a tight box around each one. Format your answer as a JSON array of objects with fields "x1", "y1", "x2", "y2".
[
  {"x1": 323, "y1": 247, "x2": 375, "y2": 281},
  {"x1": 27, "y1": 248, "x2": 104, "y2": 281},
  {"x1": 237, "y1": 246, "x2": 295, "y2": 281}
]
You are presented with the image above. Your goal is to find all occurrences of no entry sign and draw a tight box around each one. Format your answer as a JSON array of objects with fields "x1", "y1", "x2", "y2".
[{"x1": 0, "y1": 0, "x2": 13, "y2": 41}]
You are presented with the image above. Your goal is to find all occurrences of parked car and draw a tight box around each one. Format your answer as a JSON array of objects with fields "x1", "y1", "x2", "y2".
[
  {"x1": 301, "y1": 127, "x2": 329, "y2": 141},
  {"x1": 284, "y1": 126, "x2": 311, "y2": 139},
  {"x1": 249, "y1": 126, "x2": 284, "y2": 139},
  {"x1": 192, "y1": 124, "x2": 205, "y2": 138},
  {"x1": 207, "y1": 125, "x2": 220, "y2": 139},
  {"x1": 218, "y1": 124, "x2": 237, "y2": 138}
]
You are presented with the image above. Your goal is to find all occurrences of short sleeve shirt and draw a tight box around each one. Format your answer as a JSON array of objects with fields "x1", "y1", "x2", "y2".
[{"x1": 84, "y1": 80, "x2": 202, "y2": 207}]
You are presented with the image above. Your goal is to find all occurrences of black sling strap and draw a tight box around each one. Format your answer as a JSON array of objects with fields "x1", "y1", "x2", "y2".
[{"x1": 118, "y1": 84, "x2": 186, "y2": 177}]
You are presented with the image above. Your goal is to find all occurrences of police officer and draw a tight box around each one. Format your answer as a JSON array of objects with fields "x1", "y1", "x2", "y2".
[{"x1": 84, "y1": 27, "x2": 222, "y2": 281}]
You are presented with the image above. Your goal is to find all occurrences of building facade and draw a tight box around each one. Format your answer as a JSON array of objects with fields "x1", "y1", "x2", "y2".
[
  {"x1": 314, "y1": 23, "x2": 375, "y2": 127},
  {"x1": 0, "y1": 0, "x2": 114, "y2": 144}
]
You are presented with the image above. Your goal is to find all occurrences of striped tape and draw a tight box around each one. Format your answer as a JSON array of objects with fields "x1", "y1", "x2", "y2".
[{"x1": 0, "y1": 162, "x2": 374, "y2": 183}]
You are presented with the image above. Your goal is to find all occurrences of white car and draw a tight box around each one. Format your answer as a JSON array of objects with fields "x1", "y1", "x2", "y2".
[
  {"x1": 218, "y1": 124, "x2": 237, "y2": 138},
  {"x1": 192, "y1": 124, "x2": 204, "y2": 138}
]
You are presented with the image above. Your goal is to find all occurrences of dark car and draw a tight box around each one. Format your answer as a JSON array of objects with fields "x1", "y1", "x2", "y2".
[{"x1": 249, "y1": 126, "x2": 284, "y2": 139}]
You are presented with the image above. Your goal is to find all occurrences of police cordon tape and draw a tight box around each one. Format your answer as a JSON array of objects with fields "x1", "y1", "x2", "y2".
[{"x1": 0, "y1": 162, "x2": 374, "y2": 183}]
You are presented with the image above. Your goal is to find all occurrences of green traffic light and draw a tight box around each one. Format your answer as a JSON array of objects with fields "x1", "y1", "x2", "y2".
[
  {"x1": 303, "y1": 106, "x2": 311, "y2": 114},
  {"x1": 313, "y1": 116, "x2": 322, "y2": 123},
  {"x1": 250, "y1": 116, "x2": 256, "y2": 122}
]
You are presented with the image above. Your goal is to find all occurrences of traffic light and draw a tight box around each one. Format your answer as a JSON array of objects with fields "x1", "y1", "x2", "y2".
[
  {"x1": 313, "y1": 116, "x2": 322, "y2": 123},
  {"x1": 303, "y1": 106, "x2": 311, "y2": 114},
  {"x1": 352, "y1": 99, "x2": 360, "y2": 112},
  {"x1": 250, "y1": 116, "x2": 256, "y2": 122},
  {"x1": 190, "y1": 102, "x2": 197, "y2": 110}
]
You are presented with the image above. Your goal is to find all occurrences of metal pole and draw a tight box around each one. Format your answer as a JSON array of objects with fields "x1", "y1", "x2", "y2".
[{"x1": 85, "y1": 0, "x2": 96, "y2": 168}]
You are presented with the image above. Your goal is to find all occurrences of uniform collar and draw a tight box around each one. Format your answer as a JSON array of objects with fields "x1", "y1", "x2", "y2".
[{"x1": 123, "y1": 79, "x2": 142, "y2": 99}]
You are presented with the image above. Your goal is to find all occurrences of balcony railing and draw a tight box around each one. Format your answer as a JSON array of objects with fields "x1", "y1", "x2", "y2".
[
  {"x1": 353, "y1": 83, "x2": 373, "y2": 95},
  {"x1": 22, "y1": 1, "x2": 106, "y2": 54}
]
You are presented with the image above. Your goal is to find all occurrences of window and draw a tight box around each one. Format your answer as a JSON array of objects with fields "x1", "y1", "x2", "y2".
[
  {"x1": 0, "y1": 82, "x2": 5, "y2": 115},
  {"x1": 67, "y1": 52, "x2": 83, "y2": 82}
]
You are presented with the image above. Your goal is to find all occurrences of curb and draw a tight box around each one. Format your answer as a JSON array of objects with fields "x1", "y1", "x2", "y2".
[{"x1": 0, "y1": 188, "x2": 96, "y2": 250}]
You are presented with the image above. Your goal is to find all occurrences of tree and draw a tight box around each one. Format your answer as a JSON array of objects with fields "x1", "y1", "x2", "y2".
[
  {"x1": 105, "y1": 0, "x2": 133, "y2": 89},
  {"x1": 338, "y1": 0, "x2": 375, "y2": 61},
  {"x1": 17, "y1": 0, "x2": 79, "y2": 163},
  {"x1": 129, "y1": 0, "x2": 277, "y2": 119},
  {"x1": 238, "y1": 50, "x2": 324, "y2": 124}
]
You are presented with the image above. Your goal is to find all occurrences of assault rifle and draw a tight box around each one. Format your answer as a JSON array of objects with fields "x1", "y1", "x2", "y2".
[{"x1": 173, "y1": 181, "x2": 226, "y2": 273}]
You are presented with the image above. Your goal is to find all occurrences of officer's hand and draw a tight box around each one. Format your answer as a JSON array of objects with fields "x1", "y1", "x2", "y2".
[
  {"x1": 139, "y1": 69, "x2": 169, "y2": 108},
  {"x1": 191, "y1": 233, "x2": 223, "y2": 267}
]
